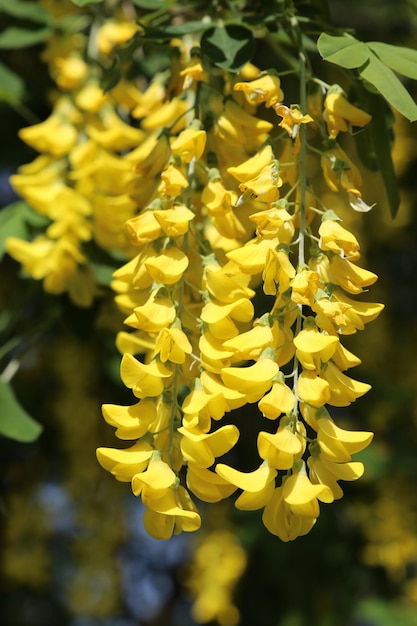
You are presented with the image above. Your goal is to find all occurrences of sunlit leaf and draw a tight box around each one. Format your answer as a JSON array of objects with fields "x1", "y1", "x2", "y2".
[
  {"x1": 317, "y1": 33, "x2": 369, "y2": 69},
  {"x1": 0, "y1": 378, "x2": 42, "y2": 442},
  {"x1": 360, "y1": 53, "x2": 417, "y2": 122},
  {"x1": 200, "y1": 23, "x2": 255, "y2": 73},
  {"x1": 368, "y1": 41, "x2": 417, "y2": 80}
]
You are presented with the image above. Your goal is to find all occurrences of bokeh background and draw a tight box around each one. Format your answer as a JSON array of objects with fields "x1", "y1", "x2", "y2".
[{"x1": 1, "y1": 1, "x2": 417, "y2": 625}]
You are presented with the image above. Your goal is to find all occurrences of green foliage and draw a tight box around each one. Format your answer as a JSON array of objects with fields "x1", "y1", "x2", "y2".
[
  {"x1": 318, "y1": 33, "x2": 417, "y2": 121},
  {"x1": 0, "y1": 202, "x2": 51, "y2": 260},
  {"x1": 0, "y1": 62, "x2": 24, "y2": 104},
  {"x1": 0, "y1": 378, "x2": 42, "y2": 442},
  {"x1": 0, "y1": 26, "x2": 52, "y2": 48},
  {"x1": 0, "y1": 0, "x2": 51, "y2": 23},
  {"x1": 200, "y1": 23, "x2": 255, "y2": 73}
]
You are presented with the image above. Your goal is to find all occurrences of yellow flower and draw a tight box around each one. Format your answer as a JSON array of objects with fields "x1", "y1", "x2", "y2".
[
  {"x1": 153, "y1": 204, "x2": 194, "y2": 236},
  {"x1": 145, "y1": 246, "x2": 189, "y2": 285},
  {"x1": 127, "y1": 132, "x2": 171, "y2": 178},
  {"x1": 200, "y1": 297, "x2": 254, "y2": 325},
  {"x1": 204, "y1": 264, "x2": 254, "y2": 304},
  {"x1": 131, "y1": 80, "x2": 166, "y2": 118},
  {"x1": 171, "y1": 127, "x2": 206, "y2": 162},
  {"x1": 96, "y1": 440, "x2": 153, "y2": 482},
  {"x1": 226, "y1": 237, "x2": 280, "y2": 275},
  {"x1": 186, "y1": 465, "x2": 238, "y2": 502},
  {"x1": 315, "y1": 414, "x2": 373, "y2": 462},
  {"x1": 129, "y1": 291, "x2": 177, "y2": 333},
  {"x1": 53, "y1": 55, "x2": 88, "y2": 90},
  {"x1": 290, "y1": 270, "x2": 320, "y2": 307},
  {"x1": 274, "y1": 105, "x2": 313, "y2": 138},
  {"x1": 249, "y1": 207, "x2": 294, "y2": 241},
  {"x1": 218, "y1": 99, "x2": 273, "y2": 141},
  {"x1": 318, "y1": 219, "x2": 360, "y2": 260},
  {"x1": 327, "y1": 255, "x2": 378, "y2": 294},
  {"x1": 155, "y1": 327, "x2": 193, "y2": 364},
  {"x1": 263, "y1": 485, "x2": 317, "y2": 541},
  {"x1": 132, "y1": 458, "x2": 177, "y2": 500},
  {"x1": 227, "y1": 144, "x2": 275, "y2": 182},
  {"x1": 216, "y1": 463, "x2": 277, "y2": 510},
  {"x1": 201, "y1": 371, "x2": 247, "y2": 411},
  {"x1": 86, "y1": 110, "x2": 145, "y2": 151},
  {"x1": 178, "y1": 424, "x2": 239, "y2": 468},
  {"x1": 97, "y1": 20, "x2": 140, "y2": 56},
  {"x1": 321, "y1": 362, "x2": 371, "y2": 407},
  {"x1": 124, "y1": 211, "x2": 162, "y2": 245},
  {"x1": 141, "y1": 97, "x2": 188, "y2": 133},
  {"x1": 263, "y1": 248, "x2": 296, "y2": 295},
  {"x1": 308, "y1": 453, "x2": 364, "y2": 499},
  {"x1": 160, "y1": 163, "x2": 189, "y2": 197},
  {"x1": 221, "y1": 359, "x2": 279, "y2": 403},
  {"x1": 297, "y1": 370, "x2": 331, "y2": 406},
  {"x1": 19, "y1": 112, "x2": 77, "y2": 157},
  {"x1": 323, "y1": 92, "x2": 372, "y2": 139},
  {"x1": 142, "y1": 486, "x2": 201, "y2": 539},
  {"x1": 102, "y1": 399, "x2": 157, "y2": 440},
  {"x1": 282, "y1": 465, "x2": 334, "y2": 517},
  {"x1": 234, "y1": 74, "x2": 284, "y2": 107},
  {"x1": 258, "y1": 380, "x2": 295, "y2": 419},
  {"x1": 238, "y1": 162, "x2": 282, "y2": 203},
  {"x1": 258, "y1": 419, "x2": 305, "y2": 470},
  {"x1": 120, "y1": 354, "x2": 172, "y2": 398},
  {"x1": 293, "y1": 323, "x2": 339, "y2": 371},
  {"x1": 180, "y1": 53, "x2": 207, "y2": 88},
  {"x1": 223, "y1": 324, "x2": 274, "y2": 361},
  {"x1": 199, "y1": 331, "x2": 233, "y2": 372}
]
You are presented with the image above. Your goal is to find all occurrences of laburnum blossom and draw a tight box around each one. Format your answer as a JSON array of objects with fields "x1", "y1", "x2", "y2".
[
  {"x1": 323, "y1": 91, "x2": 372, "y2": 138},
  {"x1": 41, "y1": 9, "x2": 385, "y2": 545},
  {"x1": 233, "y1": 73, "x2": 284, "y2": 107}
]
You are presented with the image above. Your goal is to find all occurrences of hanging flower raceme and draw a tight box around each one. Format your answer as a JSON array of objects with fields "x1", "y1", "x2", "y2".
[{"x1": 9, "y1": 14, "x2": 382, "y2": 543}]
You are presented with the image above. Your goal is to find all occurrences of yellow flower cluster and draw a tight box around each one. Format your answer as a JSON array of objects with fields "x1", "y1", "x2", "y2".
[{"x1": 7, "y1": 8, "x2": 382, "y2": 542}]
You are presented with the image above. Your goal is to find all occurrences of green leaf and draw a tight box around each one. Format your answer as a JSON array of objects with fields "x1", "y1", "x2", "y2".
[
  {"x1": 70, "y1": 0, "x2": 103, "y2": 6},
  {"x1": 141, "y1": 20, "x2": 205, "y2": 39},
  {"x1": 0, "y1": 378, "x2": 42, "y2": 442},
  {"x1": 368, "y1": 41, "x2": 417, "y2": 80},
  {"x1": 200, "y1": 23, "x2": 255, "y2": 73},
  {"x1": 317, "y1": 33, "x2": 369, "y2": 69},
  {"x1": 360, "y1": 53, "x2": 417, "y2": 122},
  {"x1": 132, "y1": 0, "x2": 169, "y2": 8},
  {"x1": 0, "y1": 202, "x2": 50, "y2": 260},
  {"x1": 0, "y1": 0, "x2": 51, "y2": 23},
  {"x1": 0, "y1": 26, "x2": 52, "y2": 48},
  {"x1": 0, "y1": 61, "x2": 24, "y2": 104},
  {"x1": 357, "y1": 90, "x2": 400, "y2": 218}
]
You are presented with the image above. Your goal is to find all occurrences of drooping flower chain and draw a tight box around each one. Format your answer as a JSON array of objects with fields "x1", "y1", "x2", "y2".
[
  {"x1": 6, "y1": 11, "x2": 383, "y2": 540},
  {"x1": 95, "y1": 46, "x2": 382, "y2": 540}
]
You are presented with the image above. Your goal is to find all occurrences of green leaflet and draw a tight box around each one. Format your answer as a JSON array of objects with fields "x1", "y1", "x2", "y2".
[
  {"x1": 317, "y1": 32, "x2": 417, "y2": 121},
  {"x1": 317, "y1": 33, "x2": 369, "y2": 69},
  {"x1": 200, "y1": 23, "x2": 255, "y2": 73},
  {"x1": 0, "y1": 26, "x2": 52, "y2": 48},
  {"x1": 368, "y1": 41, "x2": 417, "y2": 80},
  {"x1": 70, "y1": 0, "x2": 103, "y2": 6},
  {"x1": 361, "y1": 54, "x2": 417, "y2": 122},
  {"x1": 0, "y1": 0, "x2": 51, "y2": 23},
  {"x1": 0, "y1": 61, "x2": 24, "y2": 104},
  {"x1": 0, "y1": 378, "x2": 42, "y2": 442}
]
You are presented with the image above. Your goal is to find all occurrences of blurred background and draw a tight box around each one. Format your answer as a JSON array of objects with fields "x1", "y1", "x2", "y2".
[{"x1": 1, "y1": 1, "x2": 417, "y2": 625}]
